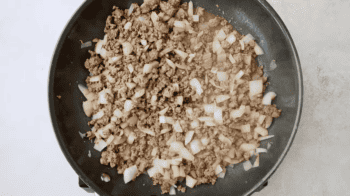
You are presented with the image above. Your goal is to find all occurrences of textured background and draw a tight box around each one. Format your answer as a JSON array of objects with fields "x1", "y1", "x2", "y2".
[{"x1": 0, "y1": 0, "x2": 349, "y2": 195}]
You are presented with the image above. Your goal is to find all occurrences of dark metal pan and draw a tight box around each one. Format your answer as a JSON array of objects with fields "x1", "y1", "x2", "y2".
[{"x1": 48, "y1": 0, "x2": 303, "y2": 195}]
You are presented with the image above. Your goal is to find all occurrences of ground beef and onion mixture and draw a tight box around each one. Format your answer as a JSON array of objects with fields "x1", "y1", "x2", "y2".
[{"x1": 80, "y1": 0, "x2": 281, "y2": 194}]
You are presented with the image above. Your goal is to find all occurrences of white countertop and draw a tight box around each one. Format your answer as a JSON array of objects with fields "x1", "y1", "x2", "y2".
[{"x1": 1, "y1": 0, "x2": 349, "y2": 195}]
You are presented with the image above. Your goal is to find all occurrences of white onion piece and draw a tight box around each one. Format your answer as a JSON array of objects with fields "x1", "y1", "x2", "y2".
[
  {"x1": 258, "y1": 135, "x2": 275, "y2": 141},
  {"x1": 254, "y1": 126, "x2": 268, "y2": 137},
  {"x1": 175, "y1": 96, "x2": 183, "y2": 106},
  {"x1": 188, "y1": 1, "x2": 193, "y2": 16},
  {"x1": 151, "y1": 12, "x2": 159, "y2": 25},
  {"x1": 198, "y1": 117, "x2": 214, "y2": 122},
  {"x1": 188, "y1": 53, "x2": 196, "y2": 63},
  {"x1": 240, "y1": 143, "x2": 259, "y2": 152},
  {"x1": 169, "y1": 186, "x2": 176, "y2": 195},
  {"x1": 190, "y1": 139, "x2": 202, "y2": 154},
  {"x1": 243, "y1": 160, "x2": 253, "y2": 171},
  {"x1": 106, "y1": 135, "x2": 115, "y2": 145},
  {"x1": 212, "y1": 40, "x2": 221, "y2": 53},
  {"x1": 186, "y1": 175, "x2": 197, "y2": 188},
  {"x1": 217, "y1": 71, "x2": 228, "y2": 81},
  {"x1": 215, "y1": 165, "x2": 223, "y2": 175},
  {"x1": 166, "y1": 134, "x2": 176, "y2": 146},
  {"x1": 216, "y1": 29, "x2": 226, "y2": 41},
  {"x1": 159, "y1": 107, "x2": 169, "y2": 116},
  {"x1": 83, "y1": 101, "x2": 93, "y2": 117},
  {"x1": 201, "y1": 137, "x2": 210, "y2": 146},
  {"x1": 179, "y1": 166, "x2": 186, "y2": 177},
  {"x1": 193, "y1": 15, "x2": 199, "y2": 22},
  {"x1": 185, "y1": 131, "x2": 195, "y2": 145},
  {"x1": 90, "y1": 75, "x2": 101, "y2": 82},
  {"x1": 92, "y1": 110, "x2": 104, "y2": 120},
  {"x1": 254, "y1": 44, "x2": 264, "y2": 55},
  {"x1": 229, "y1": 54, "x2": 236, "y2": 64},
  {"x1": 124, "y1": 22, "x2": 132, "y2": 30},
  {"x1": 216, "y1": 95, "x2": 230, "y2": 103},
  {"x1": 94, "y1": 140, "x2": 107, "y2": 152},
  {"x1": 262, "y1": 92, "x2": 277, "y2": 105},
  {"x1": 213, "y1": 107, "x2": 223, "y2": 123},
  {"x1": 100, "y1": 48, "x2": 107, "y2": 59},
  {"x1": 78, "y1": 84, "x2": 89, "y2": 98},
  {"x1": 172, "y1": 165, "x2": 180, "y2": 178},
  {"x1": 226, "y1": 33, "x2": 236, "y2": 44},
  {"x1": 239, "y1": 40, "x2": 244, "y2": 50},
  {"x1": 95, "y1": 40, "x2": 103, "y2": 54},
  {"x1": 166, "y1": 58, "x2": 176, "y2": 69},
  {"x1": 151, "y1": 147, "x2": 158, "y2": 157},
  {"x1": 126, "y1": 82, "x2": 136, "y2": 90},
  {"x1": 217, "y1": 171, "x2": 226, "y2": 178},
  {"x1": 124, "y1": 100, "x2": 134, "y2": 112},
  {"x1": 148, "y1": 166, "x2": 158, "y2": 177},
  {"x1": 156, "y1": 159, "x2": 170, "y2": 169},
  {"x1": 218, "y1": 134, "x2": 232, "y2": 145},
  {"x1": 113, "y1": 109, "x2": 123, "y2": 118},
  {"x1": 143, "y1": 61, "x2": 159, "y2": 74},
  {"x1": 134, "y1": 88, "x2": 145, "y2": 98},
  {"x1": 249, "y1": 80, "x2": 263, "y2": 97},
  {"x1": 203, "y1": 104, "x2": 215, "y2": 114},
  {"x1": 190, "y1": 120, "x2": 199, "y2": 129},
  {"x1": 160, "y1": 128, "x2": 171, "y2": 134},
  {"x1": 190, "y1": 78, "x2": 203, "y2": 95},
  {"x1": 211, "y1": 67, "x2": 218, "y2": 74},
  {"x1": 169, "y1": 142, "x2": 194, "y2": 161},
  {"x1": 186, "y1": 108, "x2": 193, "y2": 118},
  {"x1": 127, "y1": 132, "x2": 136, "y2": 144},
  {"x1": 235, "y1": 70, "x2": 244, "y2": 80},
  {"x1": 256, "y1": 148, "x2": 267, "y2": 154},
  {"x1": 258, "y1": 115, "x2": 266, "y2": 125},
  {"x1": 159, "y1": 116, "x2": 174, "y2": 124},
  {"x1": 241, "y1": 124, "x2": 251, "y2": 133},
  {"x1": 128, "y1": 4, "x2": 134, "y2": 16},
  {"x1": 122, "y1": 42, "x2": 133, "y2": 55},
  {"x1": 109, "y1": 55, "x2": 122, "y2": 64},
  {"x1": 174, "y1": 49, "x2": 188, "y2": 60},
  {"x1": 151, "y1": 95, "x2": 157, "y2": 105},
  {"x1": 253, "y1": 155, "x2": 260, "y2": 168},
  {"x1": 242, "y1": 34, "x2": 255, "y2": 44},
  {"x1": 173, "y1": 121, "x2": 183, "y2": 132},
  {"x1": 140, "y1": 128, "x2": 155, "y2": 136},
  {"x1": 98, "y1": 90, "x2": 109, "y2": 105},
  {"x1": 230, "y1": 105, "x2": 245, "y2": 119},
  {"x1": 174, "y1": 21, "x2": 186, "y2": 28},
  {"x1": 204, "y1": 121, "x2": 216, "y2": 126}
]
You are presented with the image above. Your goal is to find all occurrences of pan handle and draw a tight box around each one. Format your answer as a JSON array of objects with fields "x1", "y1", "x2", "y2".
[{"x1": 79, "y1": 177, "x2": 95, "y2": 193}]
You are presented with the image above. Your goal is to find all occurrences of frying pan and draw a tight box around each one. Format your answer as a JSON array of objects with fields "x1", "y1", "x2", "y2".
[{"x1": 48, "y1": 0, "x2": 303, "y2": 195}]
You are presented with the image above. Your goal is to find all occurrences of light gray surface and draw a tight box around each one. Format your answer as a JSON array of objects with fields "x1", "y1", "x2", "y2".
[{"x1": 0, "y1": 0, "x2": 349, "y2": 195}]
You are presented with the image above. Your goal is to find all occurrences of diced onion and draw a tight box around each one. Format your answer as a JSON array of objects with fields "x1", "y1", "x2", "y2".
[
  {"x1": 201, "y1": 137, "x2": 210, "y2": 146},
  {"x1": 218, "y1": 134, "x2": 232, "y2": 145},
  {"x1": 124, "y1": 100, "x2": 134, "y2": 112},
  {"x1": 175, "y1": 96, "x2": 183, "y2": 106},
  {"x1": 216, "y1": 95, "x2": 230, "y2": 103},
  {"x1": 83, "y1": 101, "x2": 93, "y2": 117},
  {"x1": 213, "y1": 107, "x2": 223, "y2": 123},
  {"x1": 243, "y1": 54, "x2": 252, "y2": 65},
  {"x1": 159, "y1": 107, "x2": 169, "y2": 115},
  {"x1": 140, "y1": 39, "x2": 147, "y2": 46},
  {"x1": 193, "y1": 15, "x2": 199, "y2": 22},
  {"x1": 147, "y1": 166, "x2": 158, "y2": 177},
  {"x1": 151, "y1": 147, "x2": 158, "y2": 157},
  {"x1": 198, "y1": 117, "x2": 214, "y2": 122},
  {"x1": 216, "y1": 29, "x2": 227, "y2": 41},
  {"x1": 253, "y1": 155, "x2": 259, "y2": 167},
  {"x1": 249, "y1": 80, "x2": 263, "y2": 97},
  {"x1": 217, "y1": 171, "x2": 226, "y2": 178},
  {"x1": 230, "y1": 105, "x2": 245, "y2": 119},
  {"x1": 151, "y1": 95, "x2": 157, "y2": 105},
  {"x1": 258, "y1": 115, "x2": 266, "y2": 125},
  {"x1": 166, "y1": 134, "x2": 176, "y2": 146},
  {"x1": 215, "y1": 165, "x2": 223, "y2": 175},
  {"x1": 262, "y1": 92, "x2": 277, "y2": 105},
  {"x1": 159, "y1": 116, "x2": 174, "y2": 124},
  {"x1": 179, "y1": 166, "x2": 186, "y2": 177},
  {"x1": 127, "y1": 132, "x2": 136, "y2": 144},
  {"x1": 98, "y1": 90, "x2": 109, "y2": 105},
  {"x1": 235, "y1": 70, "x2": 244, "y2": 80},
  {"x1": 190, "y1": 120, "x2": 199, "y2": 129},
  {"x1": 188, "y1": 53, "x2": 196, "y2": 63},
  {"x1": 239, "y1": 40, "x2": 244, "y2": 50},
  {"x1": 90, "y1": 75, "x2": 101, "y2": 82},
  {"x1": 94, "y1": 140, "x2": 107, "y2": 152},
  {"x1": 172, "y1": 165, "x2": 180, "y2": 178},
  {"x1": 204, "y1": 121, "x2": 216, "y2": 126},
  {"x1": 78, "y1": 84, "x2": 89, "y2": 98},
  {"x1": 92, "y1": 110, "x2": 104, "y2": 120},
  {"x1": 254, "y1": 126, "x2": 268, "y2": 137},
  {"x1": 160, "y1": 128, "x2": 171, "y2": 134},
  {"x1": 242, "y1": 34, "x2": 255, "y2": 44},
  {"x1": 143, "y1": 61, "x2": 159, "y2": 74},
  {"x1": 139, "y1": 128, "x2": 155, "y2": 136},
  {"x1": 128, "y1": 4, "x2": 134, "y2": 16},
  {"x1": 151, "y1": 12, "x2": 159, "y2": 25},
  {"x1": 203, "y1": 104, "x2": 215, "y2": 114},
  {"x1": 170, "y1": 142, "x2": 194, "y2": 161},
  {"x1": 240, "y1": 143, "x2": 259, "y2": 152},
  {"x1": 106, "y1": 135, "x2": 115, "y2": 145},
  {"x1": 258, "y1": 135, "x2": 275, "y2": 141},
  {"x1": 190, "y1": 78, "x2": 203, "y2": 95},
  {"x1": 166, "y1": 58, "x2": 176, "y2": 69},
  {"x1": 124, "y1": 22, "x2": 132, "y2": 30},
  {"x1": 126, "y1": 82, "x2": 136, "y2": 90},
  {"x1": 217, "y1": 71, "x2": 228, "y2": 82},
  {"x1": 95, "y1": 40, "x2": 103, "y2": 54},
  {"x1": 190, "y1": 139, "x2": 202, "y2": 154},
  {"x1": 122, "y1": 42, "x2": 133, "y2": 55},
  {"x1": 113, "y1": 109, "x2": 123, "y2": 118},
  {"x1": 256, "y1": 148, "x2": 267, "y2": 154},
  {"x1": 212, "y1": 40, "x2": 222, "y2": 53},
  {"x1": 186, "y1": 175, "x2": 197, "y2": 188},
  {"x1": 188, "y1": 1, "x2": 193, "y2": 17},
  {"x1": 241, "y1": 124, "x2": 251, "y2": 133},
  {"x1": 174, "y1": 21, "x2": 186, "y2": 29},
  {"x1": 185, "y1": 131, "x2": 195, "y2": 145},
  {"x1": 226, "y1": 33, "x2": 236, "y2": 44},
  {"x1": 134, "y1": 88, "x2": 145, "y2": 98},
  {"x1": 173, "y1": 121, "x2": 183, "y2": 132},
  {"x1": 174, "y1": 49, "x2": 188, "y2": 60},
  {"x1": 243, "y1": 160, "x2": 253, "y2": 171},
  {"x1": 169, "y1": 186, "x2": 176, "y2": 195},
  {"x1": 229, "y1": 54, "x2": 236, "y2": 64},
  {"x1": 254, "y1": 44, "x2": 264, "y2": 55}
]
